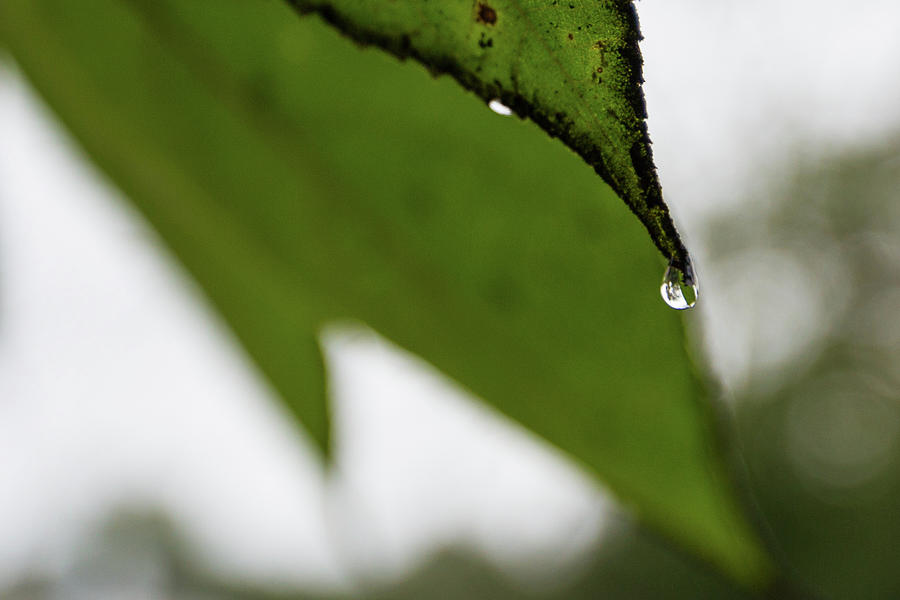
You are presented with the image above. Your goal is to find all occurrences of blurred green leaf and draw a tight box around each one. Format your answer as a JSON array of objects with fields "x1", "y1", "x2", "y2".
[
  {"x1": 0, "y1": 0, "x2": 770, "y2": 587},
  {"x1": 288, "y1": 0, "x2": 691, "y2": 269},
  {"x1": 723, "y1": 140, "x2": 900, "y2": 600}
]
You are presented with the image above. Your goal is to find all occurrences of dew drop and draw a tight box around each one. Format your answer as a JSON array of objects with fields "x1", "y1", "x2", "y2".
[
  {"x1": 660, "y1": 259, "x2": 699, "y2": 310},
  {"x1": 488, "y1": 99, "x2": 513, "y2": 116}
]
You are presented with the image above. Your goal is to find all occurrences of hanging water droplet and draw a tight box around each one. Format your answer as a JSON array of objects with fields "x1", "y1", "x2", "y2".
[
  {"x1": 488, "y1": 99, "x2": 513, "y2": 116},
  {"x1": 660, "y1": 259, "x2": 699, "y2": 310}
]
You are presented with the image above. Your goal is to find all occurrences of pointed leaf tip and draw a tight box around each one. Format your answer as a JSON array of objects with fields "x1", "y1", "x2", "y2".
[{"x1": 288, "y1": 0, "x2": 691, "y2": 269}]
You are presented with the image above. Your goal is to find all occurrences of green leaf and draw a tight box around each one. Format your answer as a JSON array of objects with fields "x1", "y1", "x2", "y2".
[
  {"x1": 0, "y1": 0, "x2": 771, "y2": 587},
  {"x1": 287, "y1": 0, "x2": 691, "y2": 272}
]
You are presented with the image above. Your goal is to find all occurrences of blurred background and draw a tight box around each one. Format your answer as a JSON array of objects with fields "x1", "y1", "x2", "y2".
[{"x1": 2, "y1": 0, "x2": 900, "y2": 598}]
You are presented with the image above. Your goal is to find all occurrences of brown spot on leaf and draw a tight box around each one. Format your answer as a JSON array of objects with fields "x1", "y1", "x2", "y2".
[
  {"x1": 476, "y1": 2, "x2": 497, "y2": 25},
  {"x1": 567, "y1": 33, "x2": 574, "y2": 40}
]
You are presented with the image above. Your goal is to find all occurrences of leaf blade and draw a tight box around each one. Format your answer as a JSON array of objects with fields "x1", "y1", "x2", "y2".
[{"x1": 0, "y1": 0, "x2": 770, "y2": 586}]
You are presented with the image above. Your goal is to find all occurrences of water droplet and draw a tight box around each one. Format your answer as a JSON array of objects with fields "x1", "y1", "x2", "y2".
[
  {"x1": 660, "y1": 259, "x2": 699, "y2": 310},
  {"x1": 488, "y1": 99, "x2": 513, "y2": 116}
]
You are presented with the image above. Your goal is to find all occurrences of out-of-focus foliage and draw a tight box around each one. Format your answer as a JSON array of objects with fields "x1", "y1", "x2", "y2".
[
  {"x1": 1, "y1": 511, "x2": 751, "y2": 600},
  {"x1": 709, "y1": 141, "x2": 900, "y2": 600},
  {"x1": 0, "y1": 0, "x2": 770, "y2": 587}
]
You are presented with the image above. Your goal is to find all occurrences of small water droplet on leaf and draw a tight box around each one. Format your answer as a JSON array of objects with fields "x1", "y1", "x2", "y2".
[
  {"x1": 488, "y1": 99, "x2": 513, "y2": 116},
  {"x1": 660, "y1": 259, "x2": 699, "y2": 310}
]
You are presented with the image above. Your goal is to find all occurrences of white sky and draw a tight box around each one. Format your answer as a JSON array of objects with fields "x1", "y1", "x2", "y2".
[
  {"x1": 640, "y1": 0, "x2": 900, "y2": 392},
  {"x1": 2, "y1": 0, "x2": 900, "y2": 594}
]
